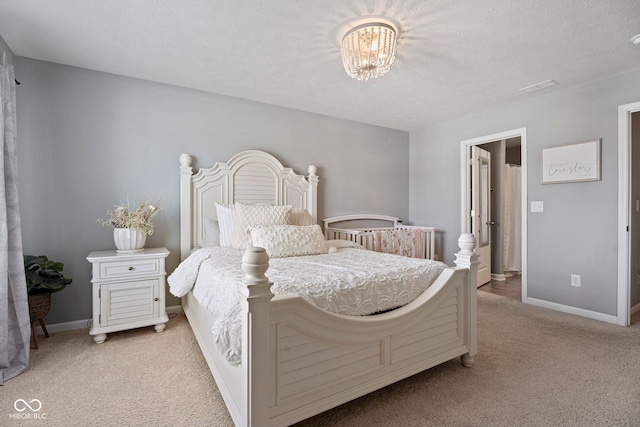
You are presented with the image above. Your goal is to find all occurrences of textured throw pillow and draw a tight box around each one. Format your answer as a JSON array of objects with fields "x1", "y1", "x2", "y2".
[
  {"x1": 250, "y1": 224, "x2": 327, "y2": 258},
  {"x1": 215, "y1": 203, "x2": 236, "y2": 247},
  {"x1": 202, "y1": 216, "x2": 220, "y2": 247},
  {"x1": 288, "y1": 208, "x2": 315, "y2": 226},
  {"x1": 231, "y1": 204, "x2": 292, "y2": 249}
]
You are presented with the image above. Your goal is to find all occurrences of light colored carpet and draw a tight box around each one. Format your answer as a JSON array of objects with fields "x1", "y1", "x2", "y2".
[{"x1": 3, "y1": 293, "x2": 640, "y2": 426}]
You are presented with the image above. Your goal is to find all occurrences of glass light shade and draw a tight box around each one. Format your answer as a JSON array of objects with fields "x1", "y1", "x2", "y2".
[{"x1": 341, "y1": 22, "x2": 397, "y2": 81}]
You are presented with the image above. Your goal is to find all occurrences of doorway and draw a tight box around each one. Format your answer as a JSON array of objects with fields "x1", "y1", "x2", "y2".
[
  {"x1": 630, "y1": 111, "x2": 640, "y2": 320},
  {"x1": 460, "y1": 128, "x2": 528, "y2": 301},
  {"x1": 618, "y1": 102, "x2": 640, "y2": 326}
]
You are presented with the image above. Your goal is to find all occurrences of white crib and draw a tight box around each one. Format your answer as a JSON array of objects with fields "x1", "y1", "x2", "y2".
[{"x1": 323, "y1": 214, "x2": 436, "y2": 260}]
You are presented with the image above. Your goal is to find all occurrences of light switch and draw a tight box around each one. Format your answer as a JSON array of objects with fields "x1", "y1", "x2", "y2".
[{"x1": 531, "y1": 201, "x2": 544, "y2": 212}]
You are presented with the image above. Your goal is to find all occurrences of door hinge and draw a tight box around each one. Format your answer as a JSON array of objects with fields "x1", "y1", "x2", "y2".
[
  {"x1": 99, "y1": 314, "x2": 101, "y2": 324},
  {"x1": 98, "y1": 289, "x2": 101, "y2": 299}
]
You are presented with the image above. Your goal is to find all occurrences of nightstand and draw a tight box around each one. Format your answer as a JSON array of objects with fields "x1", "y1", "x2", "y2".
[{"x1": 86, "y1": 247, "x2": 170, "y2": 344}]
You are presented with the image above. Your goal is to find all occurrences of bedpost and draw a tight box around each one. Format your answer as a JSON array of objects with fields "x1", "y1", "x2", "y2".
[
  {"x1": 454, "y1": 233, "x2": 479, "y2": 367},
  {"x1": 179, "y1": 154, "x2": 193, "y2": 261},
  {"x1": 239, "y1": 247, "x2": 274, "y2": 426},
  {"x1": 307, "y1": 165, "x2": 318, "y2": 223}
]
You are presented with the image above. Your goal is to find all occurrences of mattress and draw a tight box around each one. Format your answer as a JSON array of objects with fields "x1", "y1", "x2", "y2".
[{"x1": 169, "y1": 246, "x2": 446, "y2": 365}]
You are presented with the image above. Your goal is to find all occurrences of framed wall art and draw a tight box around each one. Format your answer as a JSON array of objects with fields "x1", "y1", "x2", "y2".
[{"x1": 540, "y1": 139, "x2": 601, "y2": 184}]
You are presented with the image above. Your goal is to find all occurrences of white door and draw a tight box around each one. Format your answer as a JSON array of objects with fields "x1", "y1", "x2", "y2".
[{"x1": 470, "y1": 146, "x2": 492, "y2": 286}]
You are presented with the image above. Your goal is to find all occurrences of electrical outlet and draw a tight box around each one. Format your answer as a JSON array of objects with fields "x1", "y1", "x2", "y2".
[
  {"x1": 571, "y1": 274, "x2": 581, "y2": 287},
  {"x1": 636, "y1": 271, "x2": 640, "y2": 286},
  {"x1": 531, "y1": 201, "x2": 544, "y2": 213}
]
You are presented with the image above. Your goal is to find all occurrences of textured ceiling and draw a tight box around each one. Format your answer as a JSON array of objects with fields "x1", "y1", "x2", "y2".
[{"x1": 1, "y1": 0, "x2": 639, "y2": 131}]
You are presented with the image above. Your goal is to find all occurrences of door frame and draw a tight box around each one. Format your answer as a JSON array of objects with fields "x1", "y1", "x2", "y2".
[
  {"x1": 617, "y1": 101, "x2": 640, "y2": 326},
  {"x1": 460, "y1": 127, "x2": 528, "y2": 301}
]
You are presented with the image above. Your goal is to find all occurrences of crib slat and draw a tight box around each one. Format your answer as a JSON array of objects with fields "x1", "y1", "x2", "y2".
[{"x1": 323, "y1": 219, "x2": 436, "y2": 260}]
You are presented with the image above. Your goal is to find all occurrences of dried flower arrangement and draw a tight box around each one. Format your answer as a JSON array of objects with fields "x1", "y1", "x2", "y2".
[{"x1": 98, "y1": 198, "x2": 161, "y2": 235}]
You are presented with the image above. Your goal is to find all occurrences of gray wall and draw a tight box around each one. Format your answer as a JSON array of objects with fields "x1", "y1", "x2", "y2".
[
  {"x1": 410, "y1": 67, "x2": 640, "y2": 317},
  {"x1": 16, "y1": 57, "x2": 410, "y2": 324}
]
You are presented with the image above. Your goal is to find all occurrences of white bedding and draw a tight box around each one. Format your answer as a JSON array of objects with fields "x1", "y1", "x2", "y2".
[{"x1": 169, "y1": 246, "x2": 446, "y2": 365}]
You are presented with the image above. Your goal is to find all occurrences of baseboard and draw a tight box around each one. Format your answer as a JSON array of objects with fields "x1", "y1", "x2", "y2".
[
  {"x1": 167, "y1": 305, "x2": 184, "y2": 315},
  {"x1": 36, "y1": 318, "x2": 90, "y2": 335},
  {"x1": 35, "y1": 305, "x2": 184, "y2": 335},
  {"x1": 631, "y1": 302, "x2": 640, "y2": 316},
  {"x1": 491, "y1": 273, "x2": 506, "y2": 281},
  {"x1": 526, "y1": 297, "x2": 618, "y2": 325}
]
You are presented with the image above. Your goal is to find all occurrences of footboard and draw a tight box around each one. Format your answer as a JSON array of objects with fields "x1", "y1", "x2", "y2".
[
  {"x1": 238, "y1": 235, "x2": 478, "y2": 427},
  {"x1": 323, "y1": 214, "x2": 436, "y2": 260},
  {"x1": 268, "y1": 269, "x2": 473, "y2": 425}
]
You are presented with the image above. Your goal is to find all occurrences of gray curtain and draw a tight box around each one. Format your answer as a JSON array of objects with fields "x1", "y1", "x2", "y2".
[{"x1": 0, "y1": 51, "x2": 29, "y2": 384}]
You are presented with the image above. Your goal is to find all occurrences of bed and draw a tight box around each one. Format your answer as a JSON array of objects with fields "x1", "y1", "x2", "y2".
[{"x1": 175, "y1": 150, "x2": 478, "y2": 427}]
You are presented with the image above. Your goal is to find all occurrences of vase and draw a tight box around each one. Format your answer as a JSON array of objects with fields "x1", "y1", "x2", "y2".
[
  {"x1": 28, "y1": 292, "x2": 51, "y2": 321},
  {"x1": 113, "y1": 228, "x2": 147, "y2": 253},
  {"x1": 28, "y1": 292, "x2": 52, "y2": 349}
]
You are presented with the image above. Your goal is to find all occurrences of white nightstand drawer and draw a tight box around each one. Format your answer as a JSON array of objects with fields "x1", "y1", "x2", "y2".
[{"x1": 98, "y1": 258, "x2": 160, "y2": 280}]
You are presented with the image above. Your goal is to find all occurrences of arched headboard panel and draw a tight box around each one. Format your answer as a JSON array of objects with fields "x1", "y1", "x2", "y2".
[{"x1": 179, "y1": 150, "x2": 319, "y2": 259}]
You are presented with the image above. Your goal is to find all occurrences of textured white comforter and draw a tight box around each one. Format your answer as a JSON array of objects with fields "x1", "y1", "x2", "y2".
[{"x1": 168, "y1": 246, "x2": 446, "y2": 365}]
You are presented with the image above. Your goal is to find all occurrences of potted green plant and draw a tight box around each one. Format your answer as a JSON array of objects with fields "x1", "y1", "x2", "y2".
[
  {"x1": 98, "y1": 198, "x2": 161, "y2": 253},
  {"x1": 24, "y1": 255, "x2": 72, "y2": 348}
]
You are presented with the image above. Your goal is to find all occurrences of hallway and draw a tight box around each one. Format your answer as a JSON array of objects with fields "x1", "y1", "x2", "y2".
[{"x1": 478, "y1": 275, "x2": 521, "y2": 301}]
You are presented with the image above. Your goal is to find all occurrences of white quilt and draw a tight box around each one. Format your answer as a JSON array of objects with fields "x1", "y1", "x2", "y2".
[{"x1": 168, "y1": 246, "x2": 446, "y2": 366}]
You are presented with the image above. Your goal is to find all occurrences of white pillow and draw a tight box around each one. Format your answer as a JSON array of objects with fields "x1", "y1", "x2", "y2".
[
  {"x1": 202, "y1": 216, "x2": 220, "y2": 247},
  {"x1": 232, "y1": 204, "x2": 292, "y2": 249},
  {"x1": 325, "y1": 239, "x2": 362, "y2": 250},
  {"x1": 288, "y1": 208, "x2": 315, "y2": 226},
  {"x1": 250, "y1": 224, "x2": 327, "y2": 258},
  {"x1": 215, "y1": 203, "x2": 236, "y2": 247}
]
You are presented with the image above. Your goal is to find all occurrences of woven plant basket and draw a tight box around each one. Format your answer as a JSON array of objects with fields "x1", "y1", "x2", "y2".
[{"x1": 28, "y1": 292, "x2": 52, "y2": 321}]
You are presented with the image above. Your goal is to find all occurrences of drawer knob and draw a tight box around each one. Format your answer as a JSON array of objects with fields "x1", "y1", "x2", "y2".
[
  {"x1": 128, "y1": 266, "x2": 134, "y2": 271},
  {"x1": 154, "y1": 297, "x2": 159, "y2": 302}
]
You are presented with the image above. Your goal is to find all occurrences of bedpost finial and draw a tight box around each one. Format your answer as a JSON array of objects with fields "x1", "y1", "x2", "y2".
[
  {"x1": 242, "y1": 246, "x2": 270, "y2": 286},
  {"x1": 458, "y1": 233, "x2": 476, "y2": 255},
  {"x1": 180, "y1": 153, "x2": 193, "y2": 167},
  {"x1": 308, "y1": 165, "x2": 317, "y2": 176}
]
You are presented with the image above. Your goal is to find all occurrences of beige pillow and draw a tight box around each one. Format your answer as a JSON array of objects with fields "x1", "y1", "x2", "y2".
[
  {"x1": 231, "y1": 204, "x2": 292, "y2": 249},
  {"x1": 288, "y1": 208, "x2": 315, "y2": 226},
  {"x1": 250, "y1": 225, "x2": 326, "y2": 258}
]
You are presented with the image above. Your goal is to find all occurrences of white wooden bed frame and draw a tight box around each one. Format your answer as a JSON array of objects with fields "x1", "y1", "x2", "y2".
[
  {"x1": 323, "y1": 214, "x2": 436, "y2": 260},
  {"x1": 179, "y1": 150, "x2": 478, "y2": 427}
]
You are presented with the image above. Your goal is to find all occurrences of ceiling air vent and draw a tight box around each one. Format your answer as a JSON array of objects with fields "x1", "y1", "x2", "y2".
[{"x1": 518, "y1": 79, "x2": 558, "y2": 93}]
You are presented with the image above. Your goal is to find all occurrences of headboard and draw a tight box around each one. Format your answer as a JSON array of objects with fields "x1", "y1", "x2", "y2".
[{"x1": 179, "y1": 150, "x2": 319, "y2": 260}]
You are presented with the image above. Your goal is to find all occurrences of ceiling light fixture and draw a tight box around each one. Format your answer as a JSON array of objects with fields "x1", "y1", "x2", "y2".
[
  {"x1": 632, "y1": 33, "x2": 640, "y2": 45},
  {"x1": 340, "y1": 20, "x2": 399, "y2": 81}
]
